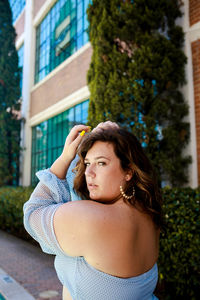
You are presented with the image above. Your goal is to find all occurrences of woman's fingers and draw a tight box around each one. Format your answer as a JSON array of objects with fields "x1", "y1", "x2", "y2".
[
  {"x1": 70, "y1": 131, "x2": 85, "y2": 149},
  {"x1": 66, "y1": 125, "x2": 89, "y2": 145},
  {"x1": 61, "y1": 121, "x2": 119, "y2": 162},
  {"x1": 64, "y1": 121, "x2": 119, "y2": 156},
  {"x1": 61, "y1": 124, "x2": 90, "y2": 161}
]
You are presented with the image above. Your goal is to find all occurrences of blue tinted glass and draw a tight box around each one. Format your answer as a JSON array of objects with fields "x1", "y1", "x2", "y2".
[
  {"x1": 77, "y1": 18, "x2": 83, "y2": 33},
  {"x1": 31, "y1": 100, "x2": 89, "y2": 185},
  {"x1": 84, "y1": 0, "x2": 90, "y2": 11},
  {"x1": 9, "y1": 0, "x2": 25, "y2": 23},
  {"x1": 18, "y1": 44, "x2": 24, "y2": 96},
  {"x1": 71, "y1": 0, "x2": 76, "y2": 9},
  {"x1": 77, "y1": 34, "x2": 83, "y2": 49},
  {"x1": 84, "y1": 13, "x2": 89, "y2": 30},
  {"x1": 83, "y1": 31, "x2": 89, "y2": 44},
  {"x1": 78, "y1": 2, "x2": 83, "y2": 19},
  {"x1": 68, "y1": 107, "x2": 74, "y2": 129},
  {"x1": 82, "y1": 100, "x2": 89, "y2": 123},
  {"x1": 35, "y1": 0, "x2": 90, "y2": 83},
  {"x1": 75, "y1": 104, "x2": 82, "y2": 122}
]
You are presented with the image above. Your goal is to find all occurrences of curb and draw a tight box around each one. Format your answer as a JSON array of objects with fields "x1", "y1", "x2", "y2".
[{"x1": 0, "y1": 268, "x2": 35, "y2": 300}]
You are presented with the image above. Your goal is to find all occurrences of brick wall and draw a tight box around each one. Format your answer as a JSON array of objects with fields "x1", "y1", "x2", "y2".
[
  {"x1": 189, "y1": 0, "x2": 200, "y2": 26},
  {"x1": 30, "y1": 46, "x2": 92, "y2": 117},
  {"x1": 191, "y1": 40, "x2": 200, "y2": 184},
  {"x1": 14, "y1": 10, "x2": 25, "y2": 43},
  {"x1": 34, "y1": 0, "x2": 47, "y2": 18}
]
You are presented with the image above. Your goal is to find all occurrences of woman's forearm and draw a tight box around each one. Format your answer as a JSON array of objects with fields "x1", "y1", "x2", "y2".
[{"x1": 50, "y1": 154, "x2": 71, "y2": 179}]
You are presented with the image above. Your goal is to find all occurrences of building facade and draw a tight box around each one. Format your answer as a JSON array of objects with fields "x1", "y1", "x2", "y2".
[
  {"x1": 12, "y1": 0, "x2": 92, "y2": 186},
  {"x1": 11, "y1": 0, "x2": 199, "y2": 187}
]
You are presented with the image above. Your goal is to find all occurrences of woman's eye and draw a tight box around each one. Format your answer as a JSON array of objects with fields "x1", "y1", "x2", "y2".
[
  {"x1": 98, "y1": 162, "x2": 106, "y2": 166},
  {"x1": 84, "y1": 162, "x2": 90, "y2": 167}
]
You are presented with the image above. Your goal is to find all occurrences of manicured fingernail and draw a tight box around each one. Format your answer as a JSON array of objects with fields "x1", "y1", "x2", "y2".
[{"x1": 80, "y1": 130, "x2": 85, "y2": 136}]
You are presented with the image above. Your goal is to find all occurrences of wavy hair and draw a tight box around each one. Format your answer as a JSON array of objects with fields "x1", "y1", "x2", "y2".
[{"x1": 73, "y1": 127, "x2": 163, "y2": 228}]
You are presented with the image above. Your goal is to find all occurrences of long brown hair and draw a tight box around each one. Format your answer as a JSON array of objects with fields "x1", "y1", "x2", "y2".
[{"x1": 73, "y1": 127, "x2": 163, "y2": 228}]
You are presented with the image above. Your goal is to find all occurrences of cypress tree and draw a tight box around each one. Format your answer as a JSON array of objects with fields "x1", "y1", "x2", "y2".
[
  {"x1": 87, "y1": 0, "x2": 191, "y2": 186},
  {"x1": 0, "y1": 0, "x2": 21, "y2": 186}
]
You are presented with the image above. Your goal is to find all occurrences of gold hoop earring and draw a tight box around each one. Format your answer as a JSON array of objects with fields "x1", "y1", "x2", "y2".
[{"x1": 120, "y1": 185, "x2": 135, "y2": 200}]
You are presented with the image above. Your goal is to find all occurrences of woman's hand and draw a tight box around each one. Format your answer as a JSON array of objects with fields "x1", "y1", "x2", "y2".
[
  {"x1": 61, "y1": 124, "x2": 90, "y2": 163},
  {"x1": 50, "y1": 124, "x2": 90, "y2": 179}
]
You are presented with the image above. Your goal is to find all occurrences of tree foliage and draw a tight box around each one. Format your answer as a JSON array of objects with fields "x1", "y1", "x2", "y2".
[
  {"x1": 87, "y1": 0, "x2": 191, "y2": 186},
  {"x1": 0, "y1": 0, "x2": 21, "y2": 186}
]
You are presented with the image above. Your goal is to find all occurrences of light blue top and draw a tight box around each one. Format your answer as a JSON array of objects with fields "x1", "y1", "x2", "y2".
[{"x1": 23, "y1": 160, "x2": 159, "y2": 300}]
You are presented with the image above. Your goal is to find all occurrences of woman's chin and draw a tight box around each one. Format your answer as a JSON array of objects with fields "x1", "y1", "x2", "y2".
[
  {"x1": 89, "y1": 193, "x2": 99, "y2": 200},
  {"x1": 89, "y1": 194, "x2": 105, "y2": 202}
]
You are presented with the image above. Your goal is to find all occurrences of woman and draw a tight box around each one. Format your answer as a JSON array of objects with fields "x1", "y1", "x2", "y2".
[{"x1": 23, "y1": 121, "x2": 162, "y2": 300}]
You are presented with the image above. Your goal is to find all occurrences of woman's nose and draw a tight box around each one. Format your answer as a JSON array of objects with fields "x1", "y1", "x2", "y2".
[{"x1": 85, "y1": 164, "x2": 96, "y2": 177}]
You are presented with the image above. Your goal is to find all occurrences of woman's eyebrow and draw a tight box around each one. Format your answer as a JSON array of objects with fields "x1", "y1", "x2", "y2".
[{"x1": 84, "y1": 156, "x2": 111, "y2": 161}]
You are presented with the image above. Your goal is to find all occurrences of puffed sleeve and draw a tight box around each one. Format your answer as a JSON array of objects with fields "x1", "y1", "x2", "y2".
[
  {"x1": 66, "y1": 154, "x2": 82, "y2": 201},
  {"x1": 23, "y1": 168, "x2": 71, "y2": 255}
]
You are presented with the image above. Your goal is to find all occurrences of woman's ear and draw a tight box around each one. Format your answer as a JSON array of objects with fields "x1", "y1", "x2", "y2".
[{"x1": 125, "y1": 169, "x2": 133, "y2": 181}]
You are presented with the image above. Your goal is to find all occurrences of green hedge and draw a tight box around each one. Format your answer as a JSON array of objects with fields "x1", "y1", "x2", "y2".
[
  {"x1": 0, "y1": 186, "x2": 34, "y2": 240},
  {"x1": 0, "y1": 186, "x2": 199, "y2": 299},
  {"x1": 156, "y1": 187, "x2": 200, "y2": 300}
]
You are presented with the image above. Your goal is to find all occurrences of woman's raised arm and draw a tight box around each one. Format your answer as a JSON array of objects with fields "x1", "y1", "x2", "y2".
[{"x1": 50, "y1": 124, "x2": 90, "y2": 179}]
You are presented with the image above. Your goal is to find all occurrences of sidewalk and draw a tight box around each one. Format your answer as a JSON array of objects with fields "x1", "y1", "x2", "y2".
[{"x1": 0, "y1": 230, "x2": 62, "y2": 300}]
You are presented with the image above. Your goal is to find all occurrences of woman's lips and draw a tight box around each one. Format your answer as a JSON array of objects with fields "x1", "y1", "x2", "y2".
[{"x1": 88, "y1": 183, "x2": 98, "y2": 189}]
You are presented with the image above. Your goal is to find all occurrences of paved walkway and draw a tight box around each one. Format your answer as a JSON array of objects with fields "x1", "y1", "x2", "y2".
[{"x1": 0, "y1": 230, "x2": 62, "y2": 300}]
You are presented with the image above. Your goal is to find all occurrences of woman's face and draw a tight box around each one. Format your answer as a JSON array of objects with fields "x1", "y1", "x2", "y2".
[{"x1": 84, "y1": 141, "x2": 131, "y2": 202}]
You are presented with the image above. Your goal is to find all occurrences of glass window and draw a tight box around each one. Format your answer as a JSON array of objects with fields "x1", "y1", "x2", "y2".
[
  {"x1": 31, "y1": 100, "x2": 89, "y2": 185},
  {"x1": 17, "y1": 44, "x2": 24, "y2": 97},
  {"x1": 9, "y1": 0, "x2": 26, "y2": 23},
  {"x1": 35, "y1": 0, "x2": 91, "y2": 84}
]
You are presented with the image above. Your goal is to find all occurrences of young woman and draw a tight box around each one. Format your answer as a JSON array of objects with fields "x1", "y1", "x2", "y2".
[{"x1": 24, "y1": 121, "x2": 162, "y2": 300}]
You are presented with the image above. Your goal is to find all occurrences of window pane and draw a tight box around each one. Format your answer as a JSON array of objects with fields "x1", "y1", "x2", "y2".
[
  {"x1": 31, "y1": 100, "x2": 89, "y2": 185},
  {"x1": 75, "y1": 103, "x2": 82, "y2": 122},
  {"x1": 35, "y1": 0, "x2": 90, "y2": 84},
  {"x1": 77, "y1": 18, "x2": 83, "y2": 34},
  {"x1": 77, "y1": 2, "x2": 83, "y2": 19},
  {"x1": 17, "y1": 44, "x2": 24, "y2": 97},
  {"x1": 9, "y1": 0, "x2": 26, "y2": 23}
]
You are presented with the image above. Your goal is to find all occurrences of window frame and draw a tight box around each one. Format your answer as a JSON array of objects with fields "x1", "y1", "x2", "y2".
[
  {"x1": 31, "y1": 100, "x2": 89, "y2": 185},
  {"x1": 35, "y1": 0, "x2": 91, "y2": 84}
]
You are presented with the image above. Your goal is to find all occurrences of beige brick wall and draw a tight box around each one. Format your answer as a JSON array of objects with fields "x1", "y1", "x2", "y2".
[
  {"x1": 191, "y1": 40, "x2": 200, "y2": 184},
  {"x1": 34, "y1": 0, "x2": 47, "y2": 18},
  {"x1": 30, "y1": 46, "x2": 92, "y2": 117},
  {"x1": 189, "y1": 0, "x2": 200, "y2": 26},
  {"x1": 15, "y1": 10, "x2": 25, "y2": 43}
]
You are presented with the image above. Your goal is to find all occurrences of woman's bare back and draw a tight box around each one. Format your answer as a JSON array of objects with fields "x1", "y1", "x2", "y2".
[
  {"x1": 84, "y1": 200, "x2": 159, "y2": 277},
  {"x1": 62, "y1": 199, "x2": 159, "y2": 299}
]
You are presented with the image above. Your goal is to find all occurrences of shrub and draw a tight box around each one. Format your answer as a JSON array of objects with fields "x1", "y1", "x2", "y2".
[
  {"x1": 87, "y1": 0, "x2": 190, "y2": 186},
  {"x1": 0, "y1": 186, "x2": 33, "y2": 240},
  {"x1": 156, "y1": 187, "x2": 200, "y2": 300}
]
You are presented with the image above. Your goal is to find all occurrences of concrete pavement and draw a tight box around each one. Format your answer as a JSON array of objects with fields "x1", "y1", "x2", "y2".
[{"x1": 0, "y1": 230, "x2": 62, "y2": 300}]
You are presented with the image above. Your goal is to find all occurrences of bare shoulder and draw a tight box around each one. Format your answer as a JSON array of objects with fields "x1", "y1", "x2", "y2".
[
  {"x1": 55, "y1": 199, "x2": 113, "y2": 224},
  {"x1": 53, "y1": 200, "x2": 114, "y2": 257}
]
